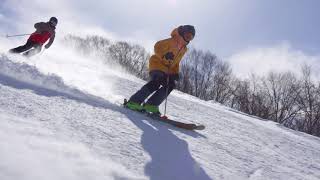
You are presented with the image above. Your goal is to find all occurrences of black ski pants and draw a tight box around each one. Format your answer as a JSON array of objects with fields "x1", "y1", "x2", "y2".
[
  {"x1": 129, "y1": 70, "x2": 178, "y2": 106},
  {"x1": 9, "y1": 40, "x2": 42, "y2": 57}
]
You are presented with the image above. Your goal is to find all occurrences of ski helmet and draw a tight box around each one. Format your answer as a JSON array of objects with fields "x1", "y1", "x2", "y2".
[
  {"x1": 49, "y1": 17, "x2": 58, "y2": 27},
  {"x1": 178, "y1": 25, "x2": 195, "y2": 43}
]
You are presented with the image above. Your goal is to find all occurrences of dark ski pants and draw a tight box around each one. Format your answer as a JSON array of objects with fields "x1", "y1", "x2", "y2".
[
  {"x1": 129, "y1": 70, "x2": 178, "y2": 106},
  {"x1": 9, "y1": 40, "x2": 42, "y2": 57}
]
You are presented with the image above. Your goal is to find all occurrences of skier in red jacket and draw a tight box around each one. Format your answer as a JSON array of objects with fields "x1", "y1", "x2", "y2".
[{"x1": 9, "y1": 17, "x2": 58, "y2": 57}]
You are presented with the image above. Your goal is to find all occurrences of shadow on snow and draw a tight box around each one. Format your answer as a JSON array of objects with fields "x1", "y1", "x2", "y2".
[{"x1": 0, "y1": 68, "x2": 212, "y2": 180}]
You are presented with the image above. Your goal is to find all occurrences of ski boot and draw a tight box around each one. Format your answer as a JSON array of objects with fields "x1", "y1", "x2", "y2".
[
  {"x1": 143, "y1": 104, "x2": 161, "y2": 116},
  {"x1": 124, "y1": 99, "x2": 144, "y2": 112}
]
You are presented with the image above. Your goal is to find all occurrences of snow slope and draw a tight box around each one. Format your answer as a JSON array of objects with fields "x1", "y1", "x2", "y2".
[{"x1": 0, "y1": 42, "x2": 320, "y2": 180}]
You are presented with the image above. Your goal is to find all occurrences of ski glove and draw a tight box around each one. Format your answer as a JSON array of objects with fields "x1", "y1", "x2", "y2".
[
  {"x1": 164, "y1": 52, "x2": 174, "y2": 61},
  {"x1": 169, "y1": 73, "x2": 180, "y2": 81},
  {"x1": 44, "y1": 44, "x2": 50, "y2": 49}
]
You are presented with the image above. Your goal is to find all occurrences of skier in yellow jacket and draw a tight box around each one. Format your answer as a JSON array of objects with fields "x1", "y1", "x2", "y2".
[{"x1": 125, "y1": 25, "x2": 195, "y2": 114}]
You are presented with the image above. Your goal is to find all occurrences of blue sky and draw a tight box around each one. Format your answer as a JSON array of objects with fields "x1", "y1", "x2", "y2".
[
  {"x1": 236, "y1": 1, "x2": 320, "y2": 56},
  {"x1": 0, "y1": 0, "x2": 319, "y2": 78},
  {"x1": 1, "y1": 0, "x2": 319, "y2": 56},
  {"x1": 67, "y1": 0, "x2": 320, "y2": 57}
]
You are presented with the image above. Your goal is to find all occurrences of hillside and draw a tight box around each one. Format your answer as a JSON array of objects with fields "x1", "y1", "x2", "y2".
[{"x1": 0, "y1": 44, "x2": 320, "y2": 180}]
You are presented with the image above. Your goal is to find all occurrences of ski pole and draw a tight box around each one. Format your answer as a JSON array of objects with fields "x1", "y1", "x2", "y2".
[
  {"x1": 5, "y1": 33, "x2": 31, "y2": 38},
  {"x1": 162, "y1": 47, "x2": 184, "y2": 118},
  {"x1": 163, "y1": 65, "x2": 171, "y2": 119}
]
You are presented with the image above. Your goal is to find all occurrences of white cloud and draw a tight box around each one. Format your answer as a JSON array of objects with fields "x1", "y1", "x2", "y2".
[{"x1": 227, "y1": 42, "x2": 320, "y2": 80}]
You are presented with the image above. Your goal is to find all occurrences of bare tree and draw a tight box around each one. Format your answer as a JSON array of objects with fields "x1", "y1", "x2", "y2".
[
  {"x1": 64, "y1": 35, "x2": 110, "y2": 57},
  {"x1": 109, "y1": 41, "x2": 149, "y2": 79},
  {"x1": 230, "y1": 76, "x2": 270, "y2": 118},
  {"x1": 177, "y1": 49, "x2": 215, "y2": 98},
  {"x1": 296, "y1": 65, "x2": 320, "y2": 135},
  {"x1": 209, "y1": 60, "x2": 233, "y2": 103},
  {"x1": 260, "y1": 72, "x2": 301, "y2": 125},
  {"x1": 177, "y1": 48, "x2": 232, "y2": 103}
]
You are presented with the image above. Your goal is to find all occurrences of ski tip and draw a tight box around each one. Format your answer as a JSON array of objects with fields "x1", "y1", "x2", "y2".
[{"x1": 195, "y1": 125, "x2": 205, "y2": 130}]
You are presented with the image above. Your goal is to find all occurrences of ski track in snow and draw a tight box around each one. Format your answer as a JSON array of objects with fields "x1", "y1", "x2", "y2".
[{"x1": 0, "y1": 42, "x2": 320, "y2": 180}]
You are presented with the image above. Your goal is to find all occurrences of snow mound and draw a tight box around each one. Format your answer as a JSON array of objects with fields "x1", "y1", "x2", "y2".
[
  {"x1": 0, "y1": 54, "x2": 78, "y2": 94},
  {"x1": 0, "y1": 54, "x2": 111, "y2": 108}
]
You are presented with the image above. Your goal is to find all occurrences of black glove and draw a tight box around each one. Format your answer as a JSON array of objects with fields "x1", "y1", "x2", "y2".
[
  {"x1": 164, "y1": 52, "x2": 174, "y2": 61},
  {"x1": 170, "y1": 73, "x2": 180, "y2": 81}
]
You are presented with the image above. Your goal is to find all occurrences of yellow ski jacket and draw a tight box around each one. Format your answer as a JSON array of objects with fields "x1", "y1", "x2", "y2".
[{"x1": 149, "y1": 28, "x2": 188, "y2": 74}]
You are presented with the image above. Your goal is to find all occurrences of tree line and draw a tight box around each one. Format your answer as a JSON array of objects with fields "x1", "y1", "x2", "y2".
[{"x1": 63, "y1": 35, "x2": 320, "y2": 137}]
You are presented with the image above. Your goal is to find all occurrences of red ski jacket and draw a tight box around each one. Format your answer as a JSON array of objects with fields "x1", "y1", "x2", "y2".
[
  {"x1": 29, "y1": 31, "x2": 52, "y2": 44},
  {"x1": 28, "y1": 22, "x2": 56, "y2": 47}
]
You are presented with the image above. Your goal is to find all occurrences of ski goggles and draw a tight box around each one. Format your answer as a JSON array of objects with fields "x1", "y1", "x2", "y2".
[
  {"x1": 49, "y1": 20, "x2": 57, "y2": 27},
  {"x1": 183, "y1": 32, "x2": 194, "y2": 43}
]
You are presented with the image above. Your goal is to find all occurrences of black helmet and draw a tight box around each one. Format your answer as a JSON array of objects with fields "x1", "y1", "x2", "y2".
[
  {"x1": 178, "y1": 25, "x2": 195, "y2": 42},
  {"x1": 49, "y1": 17, "x2": 58, "y2": 27}
]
